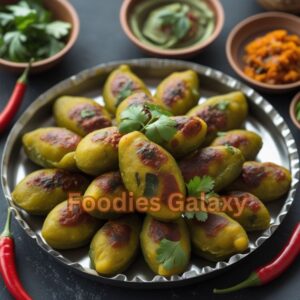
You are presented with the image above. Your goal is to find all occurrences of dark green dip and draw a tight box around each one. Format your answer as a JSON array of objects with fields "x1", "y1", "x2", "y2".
[{"x1": 130, "y1": 0, "x2": 215, "y2": 49}]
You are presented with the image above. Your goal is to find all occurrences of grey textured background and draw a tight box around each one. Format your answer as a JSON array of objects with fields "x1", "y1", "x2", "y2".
[{"x1": 0, "y1": 0, "x2": 300, "y2": 299}]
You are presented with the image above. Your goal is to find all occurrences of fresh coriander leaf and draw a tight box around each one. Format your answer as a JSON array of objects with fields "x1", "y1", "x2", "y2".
[
  {"x1": 184, "y1": 211, "x2": 195, "y2": 219},
  {"x1": 7, "y1": 2, "x2": 34, "y2": 17},
  {"x1": 174, "y1": 16, "x2": 190, "y2": 39},
  {"x1": 184, "y1": 210, "x2": 208, "y2": 222},
  {"x1": 0, "y1": 12, "x2": 14, "y2": 26},
  {"x1": 195, "y1": 211, "x2": 208, "y2": 222},
  {"x1": 81, "y1": 109, "x2": 96, "y2": 119},
  {"x1": 116, "y1": 80, "x2": 134, "y2": 105},
  {"x1": 4, "y1": 31, "x2": 28, "y2": 62},
  {"x1": 47, "y1": 36, "x2": 65, "y2": 56},
  {"x1": 46, "y1": 21, "x2": 71, "y2": 39},
  {"x1": 225, "y1": 144, "x2": 235, "y2": 155},
  {"x1": 121, "y1": 105, "x2": 149, "y2": 124},
  {"x1": 27, "y1": 0, "x2": 51, "y2": 23},
  {"x1": 186, "y1": 176, "x2": 215, "y2": 196},
  {"x1": 145, "y1": 103, "x2": 173, "y2": 117},
  {"x1": 0, "y1": 35, "x2": 5, "y2": 56},
  {"x1": 119, "y1": 105, "x2": 149, "y2": 134},
  {"x1": 144, "y1": 115, "x2": 177, "y2": 144},
  {"x1": 119, "y1": 119, "x2": 143, "y2": 133},
  {"x1": 216, "y1": 101, "x2": 229, "y2": 111},
  {"x1": 143, "y1": 173, "x2": 159, "y2": 197},
  {"x1": 15, "y1": 12, "x2": 37, "y2": 31},
  {"x1": 0, "y1": 0, "x2": 71, "y2": 62},
  {"x1": 156, "y1": 239, "x2": 186, "y2": 271}
]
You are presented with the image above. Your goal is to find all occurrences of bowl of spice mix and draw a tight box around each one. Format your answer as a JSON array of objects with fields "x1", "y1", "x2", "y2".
[{"x1": 226, "y1": 12, "x2": 300, "y2": 93}]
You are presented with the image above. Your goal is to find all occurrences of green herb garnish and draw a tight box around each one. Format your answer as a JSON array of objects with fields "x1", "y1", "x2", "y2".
[
  {"x1": 143, "y1": 173, "x2": 159, "y2": 197},
  {"x1": 81, "y1": 109, "x2": 96, "y2": 119},
  {"x1": 156, "y1": 239, "x2": 186, "y2": 270},
  {"x1": 296, "y1": 102, "x2": 300, "y2": 122},
  {"x1": 225, "y1": 144, "x2": 235, "y2": 155},
  {"x1": 216, "y1": 101, "x2": 229, "y2": 111},
  {"x1": 184, "y1": 176, "x2": 215, "y2": 222},
  {"x1": 0, "y1": 0, "x2": 71, "y2": 62},
  {"x1": 116, "y1": 80, "x2": 134, "y2": 105},
  {"x1": 119, "y1": 104, "x2": 177, "y2": 144},
  {"x1": 186, "y1": 175, "x2": 215, "y2": 196}
]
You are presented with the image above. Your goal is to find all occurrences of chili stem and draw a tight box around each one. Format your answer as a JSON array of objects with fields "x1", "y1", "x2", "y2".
[
  {"x1": 18, "y1": 58, "x2": 34, "y2": 84},
  {"x1": 214, "y1": 272, "x2": 260, "y2": 294},
  {"x1": 0, "y1": 209, "x2": 12, "y2": 238}
]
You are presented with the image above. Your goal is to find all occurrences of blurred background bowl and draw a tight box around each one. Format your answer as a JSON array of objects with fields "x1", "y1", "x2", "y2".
[
  {"x1": 0, "y1": 0, "x2": 80, "y2": 73},
  {"x1": 257, "y1": 0, "x2": 300, "y2": 13},
  {"x1": 289, "y1": 92, "x2": 300, "y2": 130},
  {"x1": 120, "y1": 0, "x2": 224, "y2": 58},
  {"x1": 226, "y1": 12, "x2": 300, "y2": 93}
]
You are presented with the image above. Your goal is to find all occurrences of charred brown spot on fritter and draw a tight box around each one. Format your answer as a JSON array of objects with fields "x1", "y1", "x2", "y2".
[
  {"x1": 136, "y1": 142, "x2": 168, "y2": 169},
  {"x1": 149, "y1": 218, "x2": 181, "y2": 243},
  {"x1": 102, "y1": 222, "x2": 131, "y2": 248},
  {"x1": 40, "y1": 129, "x2": 81, "y2": 150},
  {"x1": 69, "y1": 104, "x2": 111, "y2": 134}
]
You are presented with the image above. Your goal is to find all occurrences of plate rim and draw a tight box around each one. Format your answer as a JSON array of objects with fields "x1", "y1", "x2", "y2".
[{"x1": 1, "y1": 58, "x2": 299, "y2": 288}]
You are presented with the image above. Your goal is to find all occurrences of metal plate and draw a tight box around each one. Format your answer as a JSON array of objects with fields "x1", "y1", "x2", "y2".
[{"x1": 1, "y1": 59, "x2": 299, "y2": 288}]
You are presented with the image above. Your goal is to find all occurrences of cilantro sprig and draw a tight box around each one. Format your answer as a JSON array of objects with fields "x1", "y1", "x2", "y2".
[
  {"x1": 184, "y1": 176, "x2": 215, "y2": 222},
  {"x1": 0, "y1": 0, "x2": 71, "y2": 62},
  {"x1": 116, "y1": 81, "x2": 134, "y2": 106},
  {"x1": 119, "y1": 103, "x2": 177, "y2": 144},
  {"x1": 156, "y1": 239, "x2": 186, "y2": 271}
]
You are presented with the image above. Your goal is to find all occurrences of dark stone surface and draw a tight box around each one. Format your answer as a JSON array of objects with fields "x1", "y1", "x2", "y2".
[{"x1": 0, "y1": 0, "x2": 299, "y2": 299}]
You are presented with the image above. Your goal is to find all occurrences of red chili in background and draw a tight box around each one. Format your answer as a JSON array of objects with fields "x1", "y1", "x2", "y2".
[
  {"x1": 0, "y1": 209, "x2": 32, "y2": 300},
  {"x1": 214, "y1": 222, "x2": 300, "y2": 294},
  {"x1": 0, "y1": 60, "x2": 32, "y2": 133}
]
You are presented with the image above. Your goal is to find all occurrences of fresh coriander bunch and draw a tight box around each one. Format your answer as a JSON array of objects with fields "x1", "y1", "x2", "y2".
[
  {"x1": 0, "y1": 0, "x2": 71, "y2": 62},
  {"x1": 119, "y1": 103, "x2": 177, "y2": 144}
]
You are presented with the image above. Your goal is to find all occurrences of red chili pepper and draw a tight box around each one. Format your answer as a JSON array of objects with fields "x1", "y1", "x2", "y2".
[
  {"x1": 0, "y1": 60, "x2": 32, "y2": 133},
  {"x1": 214, "y1": 222, "x2": 300, "y2": 294},
  {"x1": 0, "y1": 209, "x2": 32, "y2": 300}
]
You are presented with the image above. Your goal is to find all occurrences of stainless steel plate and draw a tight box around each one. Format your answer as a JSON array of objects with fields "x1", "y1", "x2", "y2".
[{"x1": 1, "y1": 59, "x2": 299, "y2": 288}]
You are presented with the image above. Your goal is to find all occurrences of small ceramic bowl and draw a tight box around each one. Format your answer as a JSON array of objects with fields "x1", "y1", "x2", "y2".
[
  {"x1": 0, "y1": 0, "x2": 80, "y2": 73},
  {"x1": 120, "y1": 0, "x2": 224, "y2": 58},
  {"x1": 257, "y1": 0, "x2": 300, "y2": 13},
  {"x1": 289, "y1": 92, "x2": 300, "y2": 130},
  {"x1": 226, "y1": 12, "x2": 300, "y2": 93}
]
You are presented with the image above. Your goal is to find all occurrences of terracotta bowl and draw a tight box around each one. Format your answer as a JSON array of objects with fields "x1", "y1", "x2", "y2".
[
  {"x1": 0, "y1": 0, "x2": 80, "y2": 73},
  {"x1": 289, "y1": 92, "x2": 300, "y2": 130},
  {"x1": 226, "y1": 12, "x2": 300, "y2": 93},
  {"x1": 257, "y1": 0, "x2": 300, "y2": 13},
  {"x1": 120, "y1": 0, "x2": 224, "y2": 58}
]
